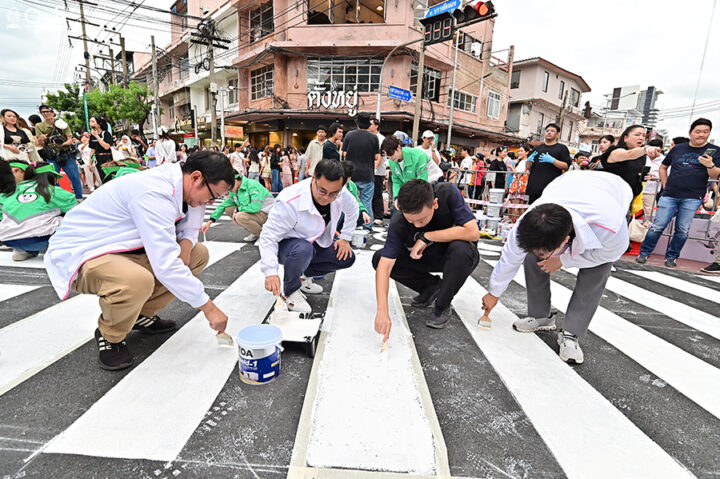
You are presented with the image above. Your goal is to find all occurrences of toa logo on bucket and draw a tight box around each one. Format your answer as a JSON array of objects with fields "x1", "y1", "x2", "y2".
[{"x1": 236, "y1": 324, "x2": 283, "y2": 385}]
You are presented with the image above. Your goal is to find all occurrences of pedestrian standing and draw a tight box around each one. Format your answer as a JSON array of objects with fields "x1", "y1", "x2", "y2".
[
  {"x1": 260, "y1": 145, "x2": 272, "y2": 191},
  {"x1": 297, "y1": 147, "x2": 308, "y2": 182},
  {"x1": 78, "y1": 132, "x2": 102, "y2": 192},
  {"x1": 342, "y1": 113, "x2": 379, "y2": 230},
  {"x1": 323, "y1": 123, "x2": 343, "y2": 161},
  {"x1": 369, "y1": 118, "x2": 386, "y2": 223},
  {"x1": 247, "y1": 148, "x2": 261, "y2": 181},
  {"x1": 642, "y1": 138, "x2": 665, "y2": 221},
  {"x1": 416, "y1": 130, "x2": 444, "y2": 183},
  {"x1": 589, "y1": 134, "x2": 614, "y2": 169},
  {"x1": 229, "y1": 143, "x2": 245, "y2": 176},
  {"x1": 305, "y1": 126, "x2": 327, "y2": 177},
  {"x1": 35, "y1": 105, "x2": 84, "y2": 198},
  {"x1": 270, "y1": 144, "x2": 283, "y2": 193},
  {"x1": 280, "y1": 148, "x2": 294, "y2": 188},
  {"x1": 145, "y1": 140, "x2": 157, "y2": 168},
  {"x1": 596, "y1": 125, "x2": 650, "y2": 202},
  {"x1": 525, "y1": 123, "x2": 571, "y2": 203},
  {"x1": 155, "y1": 128, "x2": 177, "y2": 165}
]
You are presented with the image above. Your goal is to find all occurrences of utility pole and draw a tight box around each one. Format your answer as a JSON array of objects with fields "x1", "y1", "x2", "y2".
[
  {"x1": 151, "y1": 35, "x2": 159, "y2": 140},
  {"x1": 119, "y1": 36, "x2": 128, "y2": 87},
  {"x1": 411, "y1": 36, "x2": 426, "y2": 144},
  {"x1": 219, "y1": 89, "x2": 226, "y2": 147},
  {"x1": 208, "y1": 24, "x2": 218, "y2": 146},
  {"x1": 78, "y1": 0, "x2": 91, "y2": 89},
  {"x1": 108, "y1": 46, "x2": 117, "y2": 85},
  {"x1": 446, "y1": 23, "x2": 461, "y2": 149}
]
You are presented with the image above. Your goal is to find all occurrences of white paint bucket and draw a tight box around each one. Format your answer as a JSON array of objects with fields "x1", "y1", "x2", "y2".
[
  {"x1": 486, "y1": 219, "x2": 500, "y2": 235},
  {"x1": 487, "y1": 204, "x2": 502, "y2": 218},
  {"x1": 489, "y1": 188, "x2": 505, "y2": 204},
  {"x1": 352, "y1": 229, "x2": 369, "y2": 248},
  {"x1": 236, "y1": 324, "x2": 283, "y2": 385}
]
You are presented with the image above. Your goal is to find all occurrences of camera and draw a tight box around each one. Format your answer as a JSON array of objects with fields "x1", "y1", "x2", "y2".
[{"x1": 48, "y1": 134, "x2": 65, "y2": 146}]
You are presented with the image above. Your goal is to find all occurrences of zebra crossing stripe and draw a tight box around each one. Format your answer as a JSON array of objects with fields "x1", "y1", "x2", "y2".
[
  {"x1": 476, "y1": 242, "x2": 504, "y2": 252},
  {"x1": 0, "y1": 253, "x2": 45, "y2": 269},
  {"x1": 43, "y1": 261, "x2": 276, "y2": 461},
  {"x1": 0, "y1": 284, "x2": 39, "y2": 303},
  {"x1": 625, "y1": 269, "x2": 720, "y2": 304},
  {"x1": 486, "y1": 260, "x2": 720, "y2": 421},
  {"x1": 296, "y1": 253, "x2": 447, "y2": 475},
  {"x1": 453, "y1": 277, "x2": 694, "y2": 478},
  {"x1": 0, "y1": 242, "x2": 243, "y2": 398}
]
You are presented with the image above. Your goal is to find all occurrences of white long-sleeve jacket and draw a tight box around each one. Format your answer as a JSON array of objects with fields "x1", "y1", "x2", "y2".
[
  {"x1": 45, "y1": 163, "x2": 209, "y2": 308},
  {"x1": 488, "y1": 171, "x2": 632, "y2": 297},
  {"x1": 259, "y1": 178, "x2": 359, "y2": 276}
]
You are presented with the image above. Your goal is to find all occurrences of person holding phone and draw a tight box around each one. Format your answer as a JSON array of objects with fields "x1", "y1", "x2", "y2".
[{"x1": 637, "y1": 118, "x2": 720, "y2": 268}]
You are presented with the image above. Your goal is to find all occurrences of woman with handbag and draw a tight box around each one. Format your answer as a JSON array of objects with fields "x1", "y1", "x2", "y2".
[
  {"x1": 1, "y1": 109, "x2": 41, "y2": 163},
  {"x1": 89, "y1": 116, "x2": 114, "y2": 182}
]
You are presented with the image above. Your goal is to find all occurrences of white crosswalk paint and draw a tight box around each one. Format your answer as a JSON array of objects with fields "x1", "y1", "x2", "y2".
[
  {"x1": 453, "y1": 277, "x2": 694, "y2": 479},
  {"x1": 0, "y1": 253, "x2": 46, "y2": 269},
  {"x1": 44, "y1": 261, "x2": 276, "y2": 461},
  {"x1": 565, "y1": 268, "x2": 720, "y2": 341},
  {"x1": 0, "y1": 284, "x2": 39, "y2": 303},
  {"x1": 302, "y1": 253, "x2": 440, "y2": 474},
  {"x1": 486, "y1": 259, "x2": 720, "y2": 421},
  {"x1": 625, "y1": 269, "x2": 720, "y2": 304},
  {"x1": 476, "y1": 242, "x2": 504, "y2": 252},
  {"x1": 0, "y1": 242, "x2": 243, "y2": 398}
]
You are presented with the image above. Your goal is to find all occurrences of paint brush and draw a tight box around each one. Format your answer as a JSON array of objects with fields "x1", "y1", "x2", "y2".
[
  {"x1": 478, "y1": 313, "x2": 492, "y2": 329},
  {"x1": 216, "y1": 331, "x2": 234, "y2": 346},
  {"x1": 381, "y1": 340, "x2": 388, "y2": 352}
]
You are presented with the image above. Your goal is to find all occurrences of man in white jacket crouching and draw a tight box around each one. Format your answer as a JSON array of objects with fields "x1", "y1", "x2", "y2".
[
  {"x1": 481, "y1": 171, "x2": 632, "y2": 364},
  {"x1": 45, "y1": 151, "x2": 235, "y2": 370}
]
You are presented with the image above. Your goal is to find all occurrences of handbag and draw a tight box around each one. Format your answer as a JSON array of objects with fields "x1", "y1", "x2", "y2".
[{"x1": 629, "y1": 218, "x2": 649, "y2": 242}]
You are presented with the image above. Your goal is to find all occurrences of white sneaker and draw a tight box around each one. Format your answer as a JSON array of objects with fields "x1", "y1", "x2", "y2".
[
  {"x1": 300, "y1": 275, "x2": 323, "y2": 294},
  {"x1": 243, "y1": 233, "x2": 258, "y2": 242},
  {"x1": 557, "y1": 331, "x2": 584, "y2": 364},
  {"x1": 12, "y1": 250, "x2": 35, "y2": 262},
  {"x1": 512, "y1": 314, "x2": 556, "y2": 333},
  {"x1": 373, "y1": 219, "x2": 384, "y2": 225},
  {"x1": 284, "y1": 289, "x2": 312, "y2": 313}
]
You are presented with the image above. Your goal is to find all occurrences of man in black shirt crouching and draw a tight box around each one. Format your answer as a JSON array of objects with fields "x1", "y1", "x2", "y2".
[{"x1": 372, "y1": 180, "x2": 480, "y2": 339}]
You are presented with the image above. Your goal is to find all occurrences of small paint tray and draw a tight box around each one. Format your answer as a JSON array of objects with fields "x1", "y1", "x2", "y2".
[{"x1": 267, "y1": 307, "x2": 324, "y2": 358}]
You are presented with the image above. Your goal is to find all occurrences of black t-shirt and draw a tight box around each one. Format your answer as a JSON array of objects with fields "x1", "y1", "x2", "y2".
[
  {"x1": 526, "y1": 143, "x2": 571, "y2": 201},
  {"x1": 598, "y1": 145, "x2": 646, "y2": 197},
  {"x1": 323, "y1": 140, "x2": 341, "y2": 162},
  {"x1": 382, "y1": 182, "x2": 476, "y2": 259},
  {"x1": 270, "y1": 152, "x2": 281, "y2": 170},
  {"x1": 131, "y1": 137, "x2": 147, "y2": 157},
  {"x1": 488, "y1": 159, "x2": 507, "y2": 188},
  {"x1": 312, "y1": 196, "x2": 331, "y2": 225},
  {"x1": 90, "y1": 130, "x2": 114, "y2": 165},
  {"x1": 662, "y1": 143, "x2": 720, "y2": 199},
  {"x1": 3, "y1": 126, "x2": 30, "y2": 145},
  {"x1": 341, "y1": 129, "x2": 380, "y2": 183}
]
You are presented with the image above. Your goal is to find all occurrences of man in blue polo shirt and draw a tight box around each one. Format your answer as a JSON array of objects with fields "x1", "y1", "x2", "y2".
[{"x1": 372, "y1": 180, "x2": 480, "y2": 339}]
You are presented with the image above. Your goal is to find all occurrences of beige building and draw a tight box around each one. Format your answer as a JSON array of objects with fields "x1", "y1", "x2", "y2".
[
  {"x1": 132, "y1": 0, "x2": 518, "y2": 150},
  {"x1": 505, "y1": 57, "x2": 590, "y2": 148}
]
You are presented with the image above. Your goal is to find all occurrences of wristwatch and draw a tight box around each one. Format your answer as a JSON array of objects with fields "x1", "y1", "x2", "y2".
[{"x1": 416, "y1": 232, "x2": 434, "y2": 246}]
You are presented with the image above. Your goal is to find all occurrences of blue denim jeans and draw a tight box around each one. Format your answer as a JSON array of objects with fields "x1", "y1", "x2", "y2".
[
  {"x1": 49, "y1": 152, "x2": 84, "y2": 199},
  {"x1": 3, "y1": 235, "x2": 51, "y2": 254},
  {"x1": 271, "y1": 169, "x2": 283, "y2": 194},
  {"x1": 354, "y1": 180, "x2": 374, "y2": 230},
  {"x1": 640, "y1": 196, "x2": 702, "y2": 259},
  {"x1": 277, "y1": 238, "x2": 355, "y2": 296}
]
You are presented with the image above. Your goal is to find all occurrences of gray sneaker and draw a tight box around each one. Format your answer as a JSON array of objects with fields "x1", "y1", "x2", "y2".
[
  {"x1": 665, "y1": 258, "x2": 677, "y2": 268},
  {"x1": 635, "y1": 254, "x2": 648, "y2": 264},
  {"x1": 557, "y1": 331, "x2": 584, "y2": 364},
  {"x1": 512, "y1": 314, "x2": 556, "y2": 333}
]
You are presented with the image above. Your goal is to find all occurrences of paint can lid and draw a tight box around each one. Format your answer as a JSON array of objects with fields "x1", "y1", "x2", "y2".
[{"x1": 237, "y1": 324, "x2": 283, "y2": 349}]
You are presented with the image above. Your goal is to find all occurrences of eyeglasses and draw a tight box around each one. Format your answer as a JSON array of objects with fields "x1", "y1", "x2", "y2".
[
  {"x1": 40, "y1": 110, "x2": 53, "y2": 115},
  {"x1": 202, "y1": 175, "x2": 221, "y2": 203},
  {"x1": 313, "y1": 178, "x2": 341, "y2": 199}
]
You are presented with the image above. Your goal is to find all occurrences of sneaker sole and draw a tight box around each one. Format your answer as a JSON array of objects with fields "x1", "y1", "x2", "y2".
[
  {"x1": 98, "y1": 357, "x2": 134, "y2": 371},
  {"x1": 558, "y1": 352, "x2": 584, "y2": 365},
  {"x1": 513, "y1": 324, "x2": 556, "y2": 333},
  {"x1": 700, "y1": 269, "x2": 720, "y2": 275},
  {"x1": 133, "y1": 325, "x2": 177, "y2": 335},
  {"x1": 300, "y1": 288, "x2": 323, "y2": 295}
]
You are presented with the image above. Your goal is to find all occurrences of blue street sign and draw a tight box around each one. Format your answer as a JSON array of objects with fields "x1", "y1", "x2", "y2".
[
  {"x1": 424, "y1": 0, "x2": 461, "y2": 19},
  {"x1": 388, "y1": 86, "x2": 412, "y2": 102}
]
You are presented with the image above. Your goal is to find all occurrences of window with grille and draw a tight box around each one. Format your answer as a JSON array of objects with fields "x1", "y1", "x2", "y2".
[
  {"x1": 449, "y1": 91, "x2": 476, "y2": 113},
  {"x1": 456, "y1": 31, "x2": 482, "y2": 58},
  {"x1": 228, "y1": 78, "x2": 238, "y2": 104},
  {"x1": 510, "y1": 70, "x2": 520, "y2": 89},
  {"x1": 487, "y1": 91, "x2": 501, "y2": 119},
  {"x1": 410, "y1": 63, "x2": 441, "y2": 102},
  {"x1": 250, "y1": 3, "x2": 273, "y2": 43},
  {"x1": 542, "y1": 71, "x2": 549, "y2": 92},
  {"x1": 558, "y1": 80, "x2": 565, "y2": 100},
  {"x1": 250, "y1": 65, "x2": 274, "y2": 100},
  {"x1": 307, "y1": 57, "x2": 382, "y2": 92},
  {"x1": 569, "y1": 87, "x2": 580, "y2": 107}
]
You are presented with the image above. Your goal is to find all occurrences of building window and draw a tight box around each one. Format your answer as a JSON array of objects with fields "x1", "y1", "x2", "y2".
[
  {"x1": 558, "y1": 80, "x2": 565, "y2": 100},
  {"x1": 180, "y1": 54, "x2": 190, "y2": 79},
  {"x1": 410, "y1": 62, "x2": 441, "y2": 102},
  {"x1": 308, "y1": 0, "x2": 386, "y2": 25},
  {"x1": 487, "y1": 91, "x2": 501, "y2": 119},
  {"x1": 168, "y1": 98, "x2": 175, "y2": 120},
  {"x1": 449, "y1": 91, "x2": 476, "y2": 113},
  {"x1": 537, "y1": 112, "x2": 545, "y2": 134},
  {"x1": 250, "y1": 2, "x2": 273, "y2": 43},
  {"x1": 542, "y1": 71, "x2": 549, "y2": 92},
  {"x1": 456, "y1": 31, "x2": 482, "y2": 58},
  {"x1": 307, "y1": 57, "x2": 382, "y2": 93},
  {"x1": 510, "y1": 70, "x2": 520, "y2": 89},
  {"x1": 228, "y1": 78, "x2": 238, "y2": 105},
  {"x1": 569, "y1": 87, "x2": 580, "y2": 107},
  {"x1": 250, "y1": 65, "x2": 274, "y2": 100}
]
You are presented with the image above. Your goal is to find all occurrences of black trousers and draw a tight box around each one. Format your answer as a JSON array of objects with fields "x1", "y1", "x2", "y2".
[
  {"x1": 372, "y1": 240, "x2": 479, "y2": 310},
  {"x1": 373, "y1": 175, "x2": 385, "y2": 219}
]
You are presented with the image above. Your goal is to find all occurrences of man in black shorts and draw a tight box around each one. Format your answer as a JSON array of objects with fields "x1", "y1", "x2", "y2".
[{"x1": 372, "y1": 180, "x2": 480, "y2": 339}]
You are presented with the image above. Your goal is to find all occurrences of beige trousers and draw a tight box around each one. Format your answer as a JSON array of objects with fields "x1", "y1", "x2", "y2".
[
  {"x1": 642, "y1": 193, "x2": 657, "y2": 222},
  {"x1": 232, "y1": 211, "x2": 268, "y2": 236},
  {"x1": 72, "y1": 243, "x2": 209, "y2": 342}
]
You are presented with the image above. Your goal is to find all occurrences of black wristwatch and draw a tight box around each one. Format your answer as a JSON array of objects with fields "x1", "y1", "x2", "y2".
[{"x1": 417, "y1": 232, "x2": 433, "y2": 246}]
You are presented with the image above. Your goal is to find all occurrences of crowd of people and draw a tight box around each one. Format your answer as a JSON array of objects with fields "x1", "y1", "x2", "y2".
[{"x1": 1, "y1": 102, "x2": 718, "y2": 369}]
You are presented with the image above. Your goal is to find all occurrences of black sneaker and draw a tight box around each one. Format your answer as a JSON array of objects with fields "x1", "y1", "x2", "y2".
[
  {"x1": 95, "y1": 328, "x2": 133, "y2": 371},
  {"x1": 664, "y1": 258, "x2": 677, "y2": 268},
  {"x1": 411, "y1": 282, "x2": 441, "y2": 308},
  {"x1": 700, "y1": 263, "x2": 720, "y2": 275},
  {"x1": 133, "y1": 315, "x2": 176, "y2": 334},
  {"x1": 425, "y1": 307, "x2": 452, "y2": 329}
]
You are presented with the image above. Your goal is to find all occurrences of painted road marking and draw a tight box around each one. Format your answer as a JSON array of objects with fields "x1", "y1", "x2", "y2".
[
  {"x1": 487, "y1": 259, "x2": 720, "y2": 421},
  {"x1": 625, "y1": 269, "x2": 720, "y2": 304},
  {"x1": 0, "y1": 242, "x2": 242, "y2": 398},
  {"x1": 298, "y1": 252, "x2": 445, "y2": 475},
  {"x1": 0, "y1": 253, "x2": 45, "y2": 269},
  {"x1": 44, "y1": 260, "x2": 276, "y2": 461},
  {"x1": 0, "y1": 284, "x2": 39, "y2": 303},
  {"x1": 453, "y1": 277, "x2": 693, "y2": 479},
  {"x1": 476, "y1": 242, "x2": 504, "y2": 252}
]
